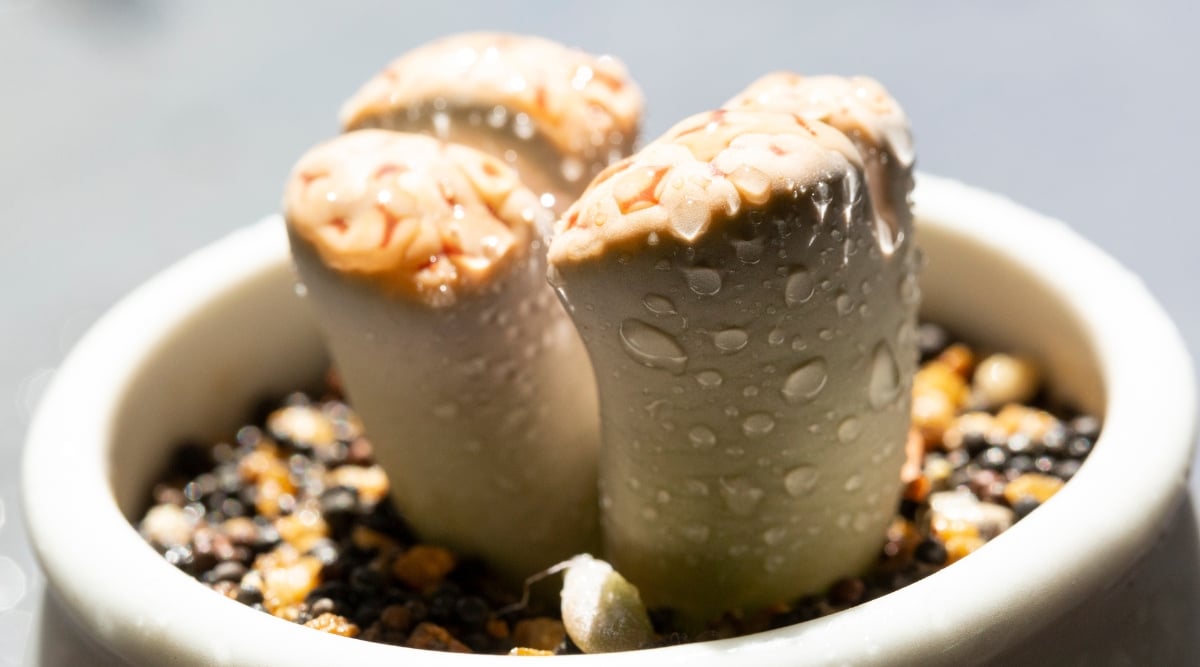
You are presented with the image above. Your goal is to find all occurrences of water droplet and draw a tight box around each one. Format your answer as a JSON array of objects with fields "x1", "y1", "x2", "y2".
[
  {"x1": 719, "y1": 477, "x2": 765, "y2": 516},
  {"x1": 647, "y1": 231, "x2": 660, "y2": 246},
  {"x1": 0, "y1": 556, "x2": 28, "y2": 612},
  {"x1": 433, "y1": 402, "x2": 458, "y2": 419},
  {"x1": 844, "y1": 474, "x2": 864, "y2": 492},
  {"x1": 836, "y1": 291, "x2": 854, "y2": 316},
  {"x1": 685, "y1": 478, "x2": 710, "y2": 496},
  {"x1": 656, "y1": 490, "x2": 671, "y2": 504},
  {"x1": 742, "y1": 413, "x2": 775, "y2": 438},
  {"x1": 619, "y1": 319, "x2": 687, "y2": 374},
  {"x1": 791, "y1": 337, "x2": 807, "y2": 352},
  {"x1": 868, "y1": 342, "x2": 902, "y2": 409},
  {"x1": 688, "y1": 426, "x2": 717, "y2": 449},
  {"x1": 695, "y1": 370, "x2": 723, "y2": 388},
  {"x1": 818, "y1": 328, "x2": 835, "y2": 341},
  {"x1": 784, "y1": 466, "x2": 820, "y2": 497},
  {"x1": 853, "y1": 511, "x2": 873, "y2": 533},
  {"x1": 784, "y1": 268, "x2": 815, "y2": 306},
  {"x1": 724, "y1": 405, "x2": 739, "y2": 418},
  {"x1": 512, "y1": 112, "x2": 535, "y2": 140},
  {"x1": 733, "y1": 238, "x2": 765, "y2": 264},
  {"x1": 293, "y1": 282, "x2": 308, "y2": 297},
  {"x1": 899, "y1": 272, "x2": 921, "y2": 306},
  {"x1": 729, "y1": 544, "x2": 750, "y2": 557},
  {"x1": 643, "y1": 294, "x2": 676, "y2": 316},
  {"x1": 764, "y1": 554, "x2": 786, "y2": 573},
  {"x1": 641, "y1": 506, "x2": 659, "y2": 521},
  {"x1": 742, "y1": 386, "x2": 759, "y2": 398},
  {"x1": 812, "y1": 181, "x2": 832, "y2": 221},
  {"x1": 684, "y1": 267, "x2": 722, "y2": 296},
  {"x1": 762, "y1": 526, "x2": 788, "y2": 546},
  {"x1": 837, "y1": 417, "x2": 862, "y2": 443},
  {"x1": 681, "y1": 523, "x2": 710, "y2": 543},
  {"x1": 781, "y1": 359, "x2": 828, "y2": 404},
  {"x1": 714, "y1": 328, "x2": 749, "y2": 353},
  {"x1": 768, "y1": 328, "x2": 786, "y2": 346}
]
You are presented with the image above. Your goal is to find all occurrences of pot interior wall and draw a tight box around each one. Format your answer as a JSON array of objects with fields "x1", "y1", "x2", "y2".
[
  {"x1": 106, "y1": 215, "x2": 1105, "y2": 521},
  {"x1": 109, "y1": 262, "x2": 328, "y2": 520}
]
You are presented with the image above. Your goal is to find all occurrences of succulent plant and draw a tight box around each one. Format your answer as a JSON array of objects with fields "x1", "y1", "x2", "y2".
[
  {"x1": 340, "y1": 32, "x2": 644, "y2": 215},
  {"x1": 285, "y1": 30, "x2": 920, "y2": 636},
  {"x1": 283, "y1": 130, "x2": 601, "y2": 582},
  {"x1": 546, "y1": 100, "x2": 918, "y2": 620}
]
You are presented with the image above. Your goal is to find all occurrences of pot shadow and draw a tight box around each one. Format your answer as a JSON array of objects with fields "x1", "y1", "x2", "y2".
[
  {"x1": 991, "y1": 492, "x2": 1200, "y2": 666},
  {"x1": 25, "y1": 587, "x2": 127, "y2": 666}
]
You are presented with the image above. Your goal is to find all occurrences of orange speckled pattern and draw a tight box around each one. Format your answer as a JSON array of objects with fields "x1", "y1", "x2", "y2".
[
  {"x1": 548, "y1": 110, "x2": 863, "y2": 264},
  {"x1": 283, "y1": 130, "x2": 545, "y2": 306},
  {"x1": 340, "y1": 32, "x2": 643, "y2": 161}
]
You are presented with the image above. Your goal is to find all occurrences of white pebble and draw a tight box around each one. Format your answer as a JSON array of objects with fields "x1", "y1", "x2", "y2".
[
  {"x1": 139, "y1": 504, "x2": 194, "y2": 548},
  {"x1": 929, "y1": 489, "x2": 1014, "y2": 539},
  {"x1": 973, "y1": 354, "x2": 1040, "y2": 409},
  {"x1": 560, "y1": 554, "x2": 653, "y2": 653}
]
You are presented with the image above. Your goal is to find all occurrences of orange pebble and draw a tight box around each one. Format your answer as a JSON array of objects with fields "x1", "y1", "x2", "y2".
[
  {"x1": 392, "y1": 545, "x2": 457, "y2": 591},
  {"x1": 1004, "y1": 473, "x2": 1065, "y2": 505},
  {"x1": 305, "y1": 612, "x2": 361, "y2": 638},
  {"x1": 513, "y1": 618, "x2": 566, "y2": 651},
  {"x1": 510, "y1": 648, "x2": 556, "y2": 656},
  {"x1": 944, "y1": 534, "x2": 986, "y2": 563},
  {"x1": 406, "y1": 622, "x2": 472, "y2": 653},
  {"x1": 936, "y1": 343, "x2": 977, "y2": 378},
  {"x1": 912, "y1": 391, "x2": 956, "y2": 444}
]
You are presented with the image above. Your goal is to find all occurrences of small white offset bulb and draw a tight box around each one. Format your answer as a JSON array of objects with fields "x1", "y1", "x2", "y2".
[{"x1": 560, "y1": 554, "x2": 654, "y2": 654}]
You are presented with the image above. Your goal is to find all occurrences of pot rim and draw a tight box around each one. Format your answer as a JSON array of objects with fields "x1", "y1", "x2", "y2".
[{"x1": 21, "y1": 173, "x2": 1198, "y2": 666}]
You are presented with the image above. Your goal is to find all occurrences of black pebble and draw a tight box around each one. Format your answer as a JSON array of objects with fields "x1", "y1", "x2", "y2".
[
  {"x1": 914, "y1": 539, "x2": 948, "y2": 565},
  {"x1": 1069, "y1": 415, "x2": 1102, "y2": 441},
  {"x1": 168, "y1": 442, "x2": 213, "y2": 479},
  {"x1": 1006, "y1": 454, "x2": 1035, "y2": 476},
  {"x1": 976, "y1": 446, "x2": 1009, "y2": 471},
  {"x1": 1066, "y1": 436, "x2": 1094, "y2": 459},
  {"x1": 1053, "y1": 459, "x2": 1082, "y2": 481},
  {"x1": 455, "y1": 596, "x2": 490, "y2": 628},
  {"x1": 236, "y1": 586, "x2": 264, "y2": 606},
  {"x1": 961, "y1": 432, "x2": 989, "y2": 457},
  {"x1": 1011, "y1": 496, "x2": 1040, "y2": 520},
  {"x1": 204, "y1": 561, "x2": 247, "y2": 584}
]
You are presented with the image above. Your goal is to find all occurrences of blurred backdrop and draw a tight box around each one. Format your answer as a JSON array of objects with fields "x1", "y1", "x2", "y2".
[{"x1": 1, "y1": 1, "x2": 1197, "y2": 663}]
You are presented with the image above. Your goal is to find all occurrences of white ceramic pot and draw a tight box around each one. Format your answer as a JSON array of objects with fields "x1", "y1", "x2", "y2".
[{"x1": 22, "y1": 175, "x2": 1198, "y2": 666}]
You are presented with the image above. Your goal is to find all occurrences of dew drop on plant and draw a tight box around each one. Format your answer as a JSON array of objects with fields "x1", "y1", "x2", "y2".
[
  {"x1": 619, "y1": 319, "x2": 687, "y2": 374},
  {"x1": 768, "y1": 328, "x2": 786, "y2": 346},
  {"x1": 784, "y1": 267, "x2": 815, "y2": 306},
  {"x1": 733, "y1": 237, "x2": 764, "y2": 264},
  {"x1": 781, "y1": 358, "x2": 828, "y2": 404},
  {"x1": 684, "y1": 267, "x2": 722, "y2": 296},
  {"x1": 741, "y1": 413, "x2": 775, "y2": 438},
  {"x1": 688, "y1": 425, "x2": 717, "y2": 450},
  {"x1": 868, "y1": 342, "x2": 902, "y2": 409},
  {"x1": 714, "y1": 328, "x2": 749, "y2": 353},
  {"x1": 642, "y1": 294, "x2": 676, "y2": 315},
  {"x1": 681, "y1": 523, "x2": 710, "y2": 543},
  {"x1": 695, "y1": 370, "x2": 723, "y2": 388},
  {"x1": 837, "y1": 417, "x2": 863, "y2": 443},
  {"x1": 899, "y1": 272, "x2": 921, "y2": 305},
  {"x1": 836, "y1": 291, "x2": 854, "y2": 316},
  {"x1": 784, "y1": 465, "x2": 820, "y2": 497},
  {"x1": 719, "y1": 476, "x2": 765, "y2": 516},
  {"x1": 762, "y1": 526, "x2": 788, "y2": 546}
]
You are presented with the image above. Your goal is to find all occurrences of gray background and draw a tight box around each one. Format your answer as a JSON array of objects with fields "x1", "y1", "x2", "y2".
[{"x1": 1, "y1": 1, "x2": 1197, "y2": 663}]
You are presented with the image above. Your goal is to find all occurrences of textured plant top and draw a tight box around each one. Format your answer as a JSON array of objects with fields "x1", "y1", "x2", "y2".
[
  {"x1": 283, "y1": 130, "x2": 542, "y2": 306},
  {"x1": 547, "y1": 109, "x2": 862, "y2": 264},
  {"x1": 340, "y1": 32, "x2": 644, "y2": 159},
  {"x1": 725, "y1": 73, "x2": 913, "y2": 170}
]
